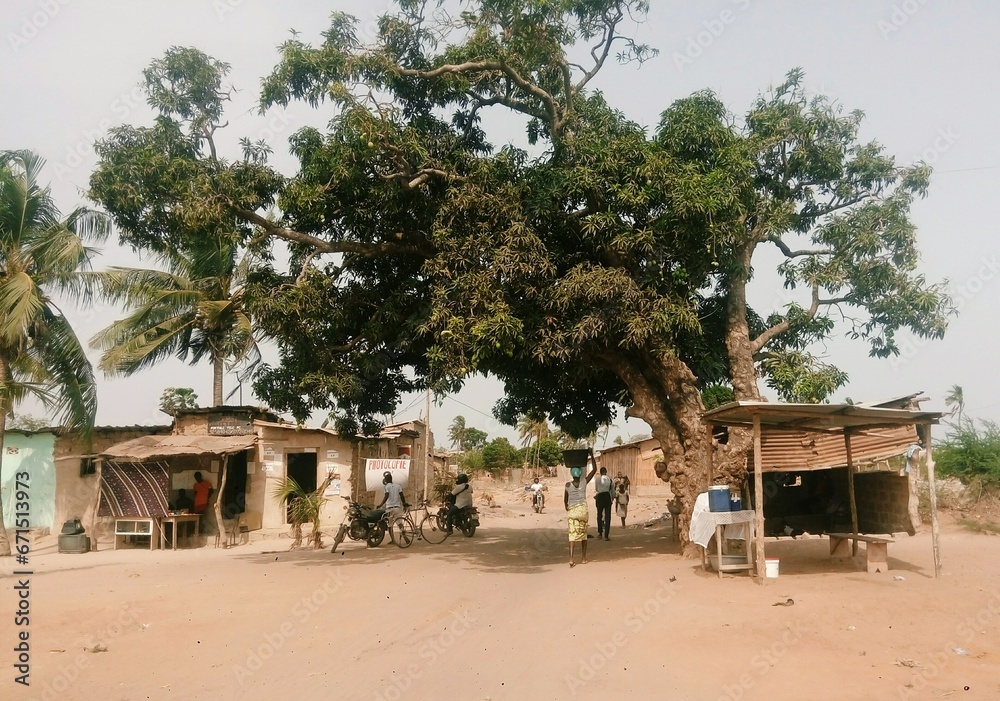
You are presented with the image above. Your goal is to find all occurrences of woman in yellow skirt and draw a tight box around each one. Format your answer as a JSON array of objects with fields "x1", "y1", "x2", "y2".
[{"x1": 564, "y1": 452, "x2": 598, "y2": 567}]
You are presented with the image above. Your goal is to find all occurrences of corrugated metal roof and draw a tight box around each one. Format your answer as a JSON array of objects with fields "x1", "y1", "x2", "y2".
[
  {"x1": 101, "y1": 434, "x2": 257, "y2": 460},
  {"x1": 748, "y1": 425, "x2": 919, "y2": 472},
  {"x1": 702, "y1": 401, "x2": 943, "y2": 429}
]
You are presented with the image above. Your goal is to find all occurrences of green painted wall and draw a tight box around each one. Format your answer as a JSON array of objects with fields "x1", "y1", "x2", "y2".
[{"x1": 1, "y1": 432, "x2": 57, "y2": 529}]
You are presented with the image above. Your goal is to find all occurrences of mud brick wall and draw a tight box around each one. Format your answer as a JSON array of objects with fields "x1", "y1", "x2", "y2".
[{"x1": 854, "y1": 471, "x2": 913, "y2": 534}]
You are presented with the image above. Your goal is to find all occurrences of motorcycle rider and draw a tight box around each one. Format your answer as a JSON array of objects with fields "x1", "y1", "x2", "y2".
[
  {"x1": 527, "y1": 477, "x2": 545, "y2": 510},
  {"x1": 446, "y1": 473, "x2": 473, "y2": 534}
]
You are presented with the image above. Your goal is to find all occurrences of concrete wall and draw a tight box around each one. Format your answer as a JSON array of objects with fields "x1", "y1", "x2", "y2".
[{"x1": 254, "y1": 425, "x2": 359, "y2": 530}]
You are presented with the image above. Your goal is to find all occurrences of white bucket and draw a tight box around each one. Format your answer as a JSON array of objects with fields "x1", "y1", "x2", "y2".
[{"x1": 765, "y1": 558, "x2": 780, "y2": 578}]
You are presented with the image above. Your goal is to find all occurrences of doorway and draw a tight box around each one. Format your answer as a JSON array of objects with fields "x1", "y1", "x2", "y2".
[
  {"x1": 220, "y1": 451, "x2": 248, "y2": 520},
  {"x1": 285, "y1": 452, "x2": 317, "y2": 524}
]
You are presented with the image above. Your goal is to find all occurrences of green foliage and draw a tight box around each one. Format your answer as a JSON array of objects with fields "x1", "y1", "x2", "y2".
[
  {"x1": 459, "y1": 449, "x2": 484, "y2": 474},
  {"x1": 159, "y1": 387, "x2": 199, "y2": 415},
  {"x1": 535, "y1": 437, "x2": 564, "y2": 467},
  {"x1": 6, "y1": 414, "x2": 49, "y2": 431},
  {"x1": 465, "y1": 427, "x2": 488, "y2": 450},
  {"x1": 84, "y1": 3, "x2": 950, "y2": 469},
  {"x1": 935, "y1": 420, "x2": 1000, "y2": 487},
  {"x1": 482, "y1": 437, "x2": 520, "y2": 472},
  {"x1": 1, "y1": 150, "x2": 107, "y2": 437},
  {"x1": 271, "y1": 475, "x2": 332, "y2": 548},
  {"x1": 701, "y1": 384, "x2": 734, "y2": 410}
]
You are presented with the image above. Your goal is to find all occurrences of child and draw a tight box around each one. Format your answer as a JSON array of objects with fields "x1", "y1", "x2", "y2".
[{"x1": 615, "y1": 482, "x2": 629, "y2": 528}]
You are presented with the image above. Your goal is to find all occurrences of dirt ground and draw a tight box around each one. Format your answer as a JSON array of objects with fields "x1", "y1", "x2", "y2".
[{"x1": 2, "y1": 477, "x2": 999, "y2": 701}]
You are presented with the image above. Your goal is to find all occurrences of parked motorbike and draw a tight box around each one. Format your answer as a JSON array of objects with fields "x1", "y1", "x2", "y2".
[{"x1": 330, "y1": 499, "x2": 389, "y2": 551}]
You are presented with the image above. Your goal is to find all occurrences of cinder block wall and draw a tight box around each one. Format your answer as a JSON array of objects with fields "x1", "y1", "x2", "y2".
[{"x1": 854, "y1": 471, "x2": 914, "y2": 535}]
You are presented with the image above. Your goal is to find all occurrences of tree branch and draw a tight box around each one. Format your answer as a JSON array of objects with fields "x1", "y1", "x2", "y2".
[
  {"x1": 226, "y1": 202, "x2": 433, "y2": 258},
  {"x1": 767, "y1": 235, "x2": 834, "y2": 258},
  {"x1": 750, "y1": 283, "x2": 820, "y2": 353}
]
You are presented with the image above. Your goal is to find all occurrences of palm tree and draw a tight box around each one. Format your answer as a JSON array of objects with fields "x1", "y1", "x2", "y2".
[
  {"x1": 271, "y1": 474, "x2": 333, "y2": 549},
  {"x1": 89, "y1": 238, "x2": 258, "y2": 407},
  {"x1": 0, "y1": 150, "x2": 108, "y2": 556},
  {"x1": 516, "y1": 414, "x2": 550, "y2": 468},
  {"x1": 448, "y1": 415, "x2": 468, "y2": 451},
  {"x1": 945, "y1": 385, "x2": 965, "y2": 425}
]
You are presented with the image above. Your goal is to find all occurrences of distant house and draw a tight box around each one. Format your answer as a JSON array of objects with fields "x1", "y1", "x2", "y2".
[{"x1": 595, "y1": 437, "x2": 666, "y2": 488}]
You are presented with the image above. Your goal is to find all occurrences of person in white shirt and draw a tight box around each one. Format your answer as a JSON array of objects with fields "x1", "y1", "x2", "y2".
[
  {"x1": 445, "y1": 473, "x2": 473, "y2": 534},
  {"x1": 594, "y1": 467, "x2": 615, "y2": 540},
  {"x1": 526, "y1": 477, "x2": 545, "y2": 510},
  {"x1": 564, "y1": 454, "x2": 598, "y2": 567},
  {"x1": 377, "y1": 471, "x2": 408, "y2": 517}
]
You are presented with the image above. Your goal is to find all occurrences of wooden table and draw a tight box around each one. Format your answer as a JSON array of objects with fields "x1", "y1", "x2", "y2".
[
  {"x1": 158, "y1": 514, "x2": 201, "y2": 550},
  {"x1": 696, "y1": 510, "x2": 756, "y2": 578},
  {"x1": 114, "y1": 517, "x2": 158, "y2": 551}
]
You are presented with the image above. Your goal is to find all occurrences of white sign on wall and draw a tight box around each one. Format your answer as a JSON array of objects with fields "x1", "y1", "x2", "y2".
[{"x1": 364, "y1": 458, "x2": 410, "y2": 492}]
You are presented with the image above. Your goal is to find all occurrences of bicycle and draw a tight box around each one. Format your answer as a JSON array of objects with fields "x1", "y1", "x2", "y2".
[
  {"x1": 416, "y1": 500, "x2": 450, "y2": 545},
  {"x1": 387, "y1": 505, "x2": 419, "y2": 549}
]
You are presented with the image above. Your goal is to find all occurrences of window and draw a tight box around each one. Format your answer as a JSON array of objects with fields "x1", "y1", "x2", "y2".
[{"x1": 80, "y1": 457, "x2": 97, "y2": 477}]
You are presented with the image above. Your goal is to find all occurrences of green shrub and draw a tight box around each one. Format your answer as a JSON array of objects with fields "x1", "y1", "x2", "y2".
[{"x1": 935, "y1": 420, "x2": 1000, "y2": 487}]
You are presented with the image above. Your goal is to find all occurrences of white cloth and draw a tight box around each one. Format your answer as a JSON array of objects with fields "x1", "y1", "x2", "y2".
[
  {"x1": 688, "y1": 492, "x2": 754, "y2": 548},
  {"x1": 451, "y1": 483, "x2": 473, "y2": 509},
  {"x1": 595, "y1": 474, "x2": 614, "y2": 495},
  {"x1": 565, "y1": 478, "x2": 587, "y2": 508}
]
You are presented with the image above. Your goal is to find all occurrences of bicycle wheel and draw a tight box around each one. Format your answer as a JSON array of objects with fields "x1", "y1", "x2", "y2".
[
  {"x1": 391, "y1": 516, "x2": 416, "y2": 549},
  {"x1": 420, "y1": 513, "x2": 448, "y2": 544}
]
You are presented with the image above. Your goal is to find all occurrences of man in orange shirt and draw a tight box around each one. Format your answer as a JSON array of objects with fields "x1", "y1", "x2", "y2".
[{"x1": 192, "y1": 472, "x2": 213, "y2": 514}]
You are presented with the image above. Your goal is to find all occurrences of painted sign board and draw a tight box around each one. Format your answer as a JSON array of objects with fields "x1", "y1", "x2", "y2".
[{"x1": 364, "y1": 458, "x2": 410, "y2": 492}]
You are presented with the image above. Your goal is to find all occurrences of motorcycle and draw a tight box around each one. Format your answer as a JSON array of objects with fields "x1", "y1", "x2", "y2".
[
  {"x1": 330, "y1": 499, "x2": 389, "y2": 551},
  {"x1": 448, "y1": 505, "x2": 480, "y2": 537},
  {"x1": 532, "y1": 489, "x2": 545, "y2": 514}
]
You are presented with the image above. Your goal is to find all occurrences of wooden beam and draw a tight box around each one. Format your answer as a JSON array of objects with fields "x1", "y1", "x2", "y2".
[
  {"x1": 926, "y1": 425, "x2": 942, "y2": 578},
  {"x1": 753, "y1": 413, "x2": 766, "y2": 585},
  {"x1": 845, "y1": 428, "x2": 859, "y2": 557}
]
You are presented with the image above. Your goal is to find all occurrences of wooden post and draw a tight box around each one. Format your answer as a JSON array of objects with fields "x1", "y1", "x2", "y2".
[
  {"x1": 926, "y1": 424, "x2": 942, "y2": 578},
  {"x1": 423, "y1": 389, "x2": 431, "y2": 504},
  {"x1": 845, "y1": 429, "x2": 859, "y2": 557},
  {"x1": 706, "y1": 424, "x2": 715, "y2": 485},
  {"x1": 752, "y1": 414, "x2": 766, "y2": 585}
]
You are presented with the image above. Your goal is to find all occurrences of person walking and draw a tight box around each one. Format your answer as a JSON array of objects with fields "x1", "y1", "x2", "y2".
[
  {"x1": 594, "y1": 467, "x2": 614, "y2": 540},
  {"x1": 614, "y1": 482, "x2": 629, "y2": 528},
  {"x1": 564, "y1": 452, "x2": 598, "y2": 567}
]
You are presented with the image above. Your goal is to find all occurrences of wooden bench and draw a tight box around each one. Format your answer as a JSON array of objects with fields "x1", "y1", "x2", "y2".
[{"x1": 828, "y1": 532, "x2": 894, "y2": 573}]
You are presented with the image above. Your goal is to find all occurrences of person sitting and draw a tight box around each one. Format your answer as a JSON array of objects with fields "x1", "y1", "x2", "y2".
[
  {"x1": 172, "y1": 489, "x2": 194, "y2": 513},
  {"x1": 446, "y1": 473, "x2": 473, "y2": 534}
]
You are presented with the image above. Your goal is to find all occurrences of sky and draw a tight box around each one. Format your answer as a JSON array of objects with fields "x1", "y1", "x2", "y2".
[{"x1": 3, "y1": 1, "x2": 998, "y2": 448}]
